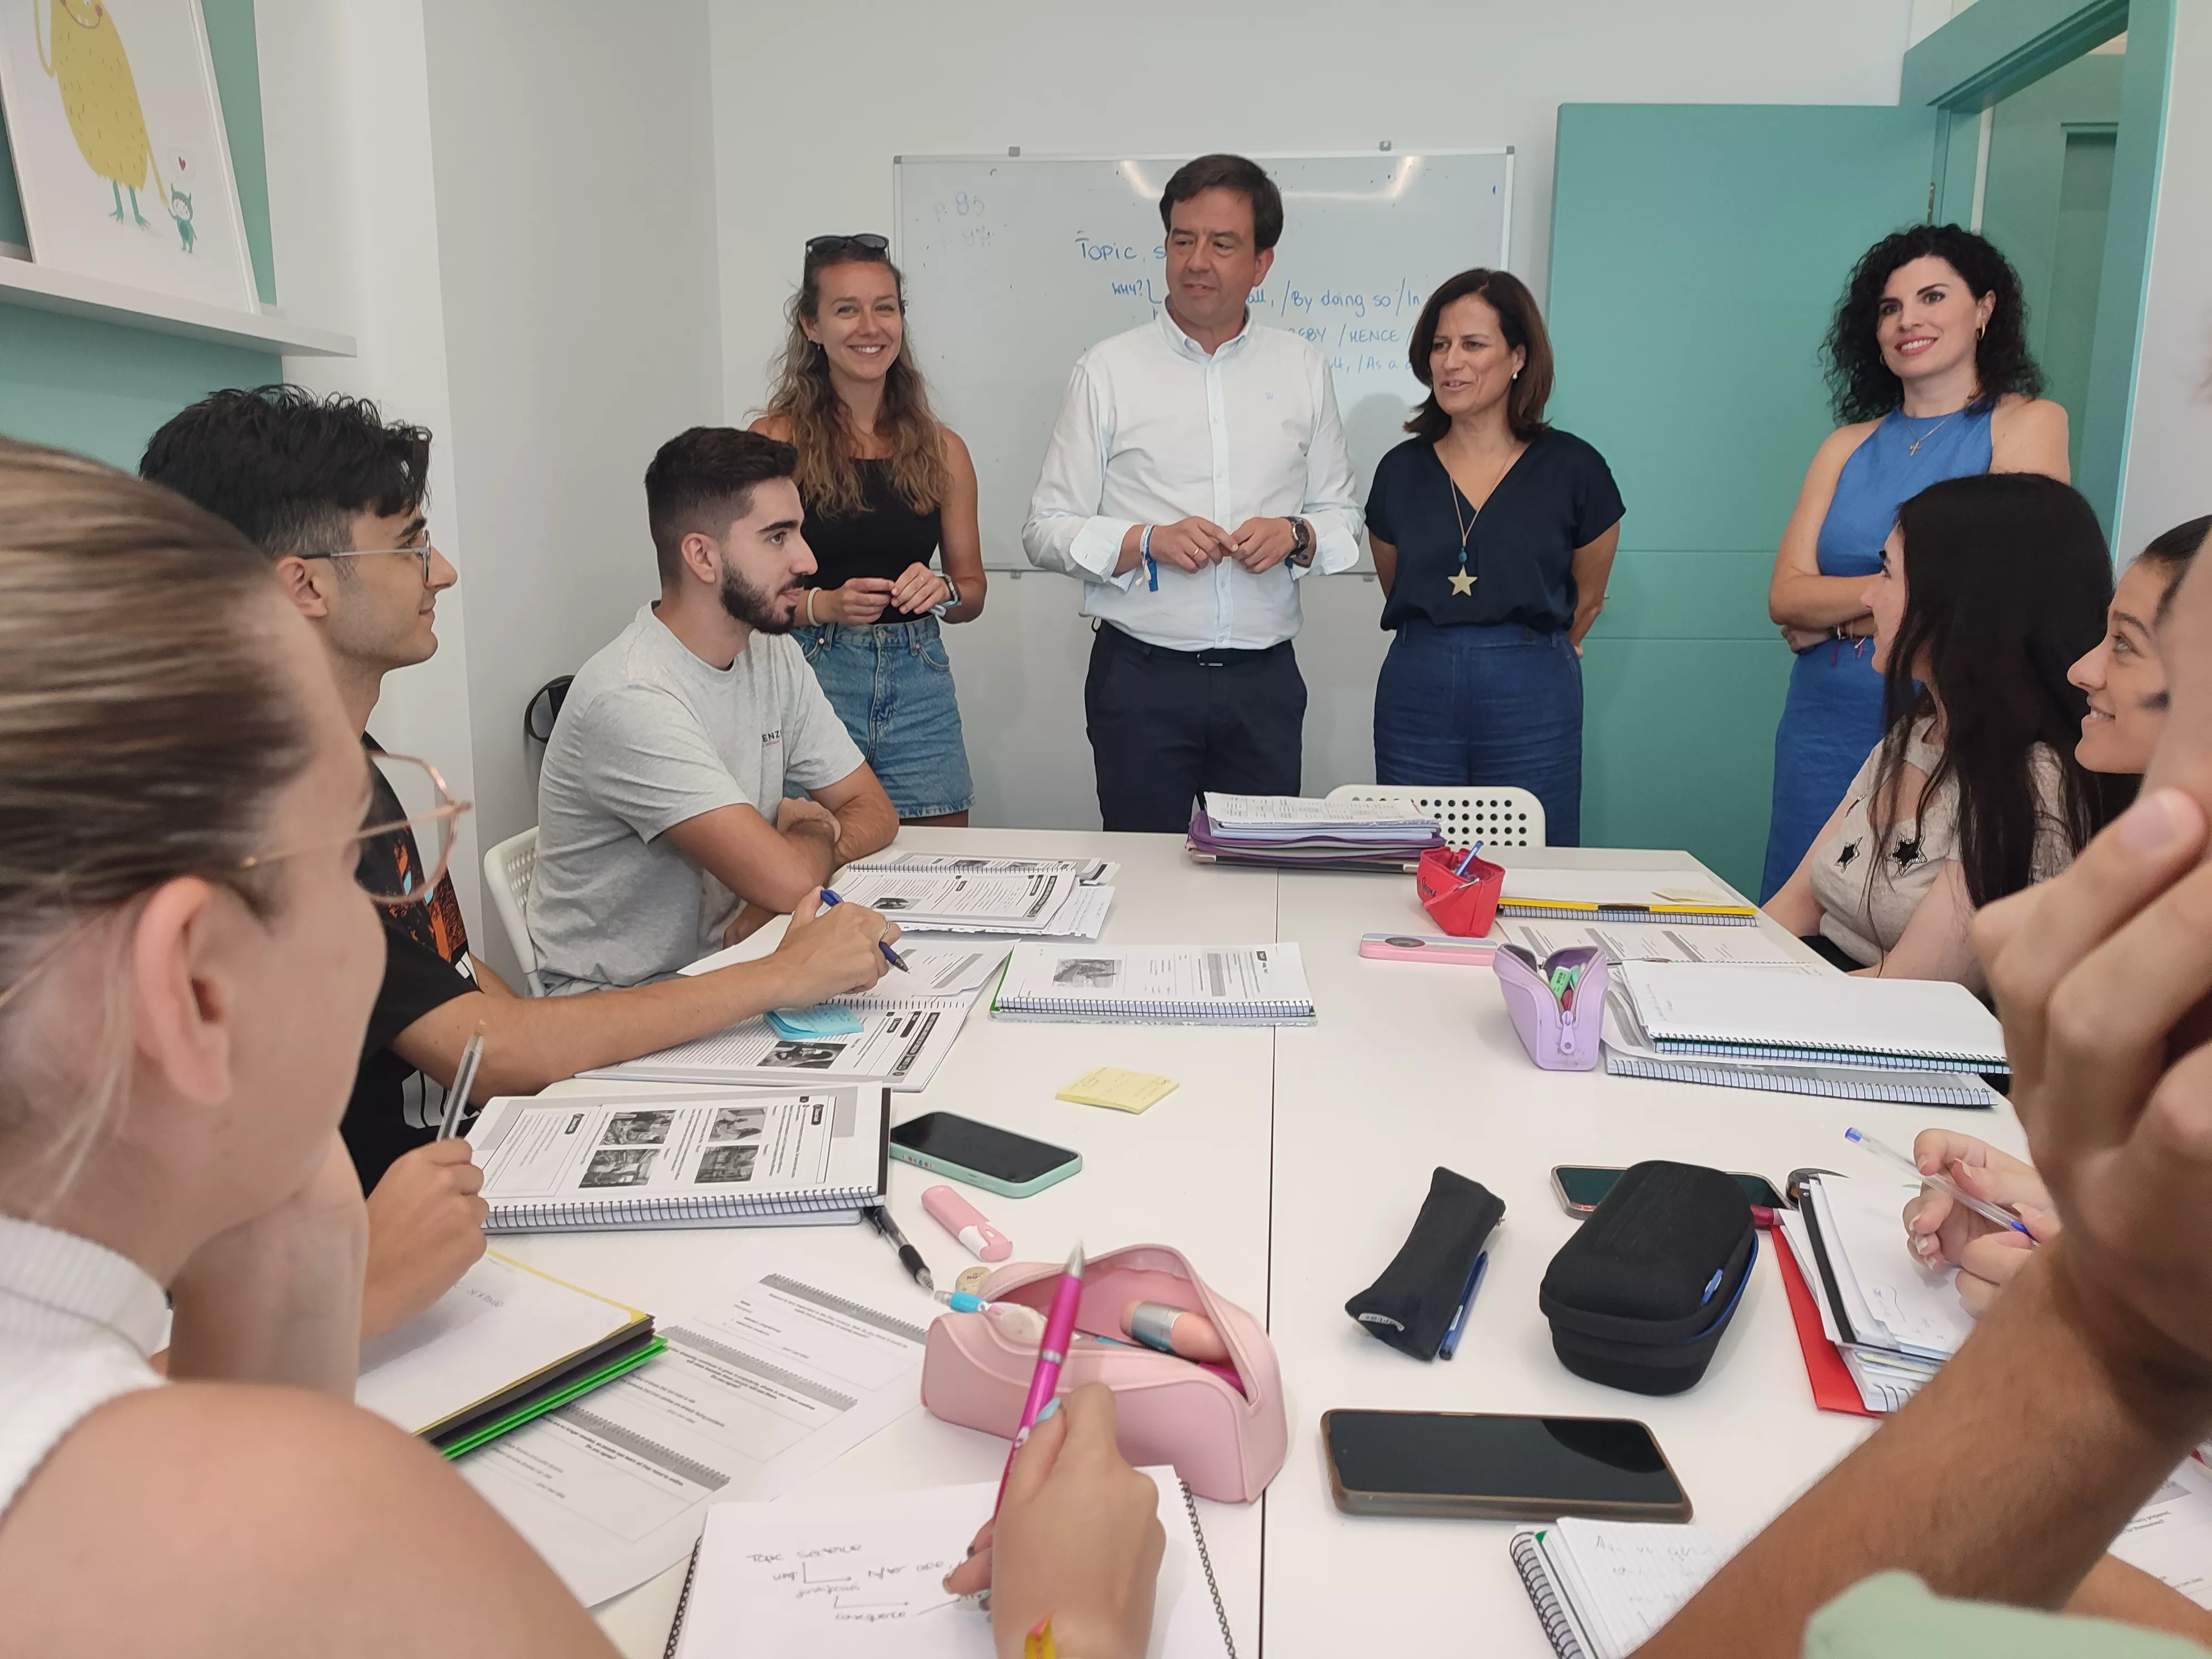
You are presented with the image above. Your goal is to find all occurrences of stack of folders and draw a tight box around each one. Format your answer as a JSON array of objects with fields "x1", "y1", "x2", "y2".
[
  {"x1": 1496, "y1": 869, "x2": 1757, "y2": 926},
  {"x1": 356, "y1": 1253, "x2": 661, "y2": 1458},
  {"x1": 1603, "y1": 962, "x2": 2007, "y2": 1108},
  {"x1": 1186, "y1": 792, "x2": 1444, "y2": 872},
  {"x1": 828, "y1": 853, "x2": 1115, "y2": 941},
  {"x1": 1774, "y1": 1171, "x2": 1972, "y2": 1412},
  {"x1": 990, "y1": 942, "x2": 1317, "y2": 1025}
]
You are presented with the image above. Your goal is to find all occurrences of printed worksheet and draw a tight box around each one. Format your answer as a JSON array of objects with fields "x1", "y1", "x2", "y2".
[
  {"x1": 1202, "y1": 792, "x2": 1432, "y2": 829},
  {"x1": 827, "y1": 869, "x2": 1077, "y2": 932},
  {"x1": 2112, "y1": 1456, "x2": 2212, "y2": 1607},
  {"x1": 584, "y1": 997, "x2": 972, "y2": 1092},
  {"x1": 679, "y1": 940, "x2": 1008, "y2": 999},
  {"x1": 462, "y1": 1256, "x2": 936, "y2": 1608},
  {"x1": 843, "y1": 849, "x2": 1117, "y2": 885}
]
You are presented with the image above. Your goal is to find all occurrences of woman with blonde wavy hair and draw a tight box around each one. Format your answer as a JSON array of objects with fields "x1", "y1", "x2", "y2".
[{"x1": 752, "y1": 234, "x2": 986, "y2": 825}]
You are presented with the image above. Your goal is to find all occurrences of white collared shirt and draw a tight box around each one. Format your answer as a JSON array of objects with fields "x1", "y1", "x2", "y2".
[{"x1": 1022, "y1": 307, "x2": 1362, "y2": 651}]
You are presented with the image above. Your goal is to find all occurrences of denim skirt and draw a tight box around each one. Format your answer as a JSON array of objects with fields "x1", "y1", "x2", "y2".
[{"x1": 794, "y1": 615, "x2": 974, "y2": 818}]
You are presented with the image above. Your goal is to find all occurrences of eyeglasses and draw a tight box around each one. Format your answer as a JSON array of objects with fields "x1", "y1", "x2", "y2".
[
  {"x1": 242, "y1": 751, "x2": 473, "y2": 906},
  {"x1": 806, "y1": 232, "x2": 889, "y2": 260},
  {"x1": 0, "y1": 754, "x2": 472, "y2": 1019},
  {"x1": 302, "y1": 536, "x2": 438, "y2": 587}
]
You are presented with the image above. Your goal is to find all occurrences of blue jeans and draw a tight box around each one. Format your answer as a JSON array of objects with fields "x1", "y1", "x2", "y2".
[
  {"x1": 1373, "y1": 619, "x2": 1584, "y2": 846},
  {"x1": 794, "y1": 617, "x2": 974, "y2": 818}
]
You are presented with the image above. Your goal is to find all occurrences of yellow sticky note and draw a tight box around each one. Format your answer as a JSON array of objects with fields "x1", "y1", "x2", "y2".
[{"x1": 1056, "y1": 1066, "x2": 1180, "y2": 1114}]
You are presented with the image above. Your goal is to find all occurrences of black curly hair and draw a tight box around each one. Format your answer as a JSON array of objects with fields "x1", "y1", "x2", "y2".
[{"x1": 1822, "y1": 225, "x2": 2043, "y2": 425}]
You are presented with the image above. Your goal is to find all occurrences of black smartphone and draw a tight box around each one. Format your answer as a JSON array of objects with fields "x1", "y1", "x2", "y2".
[
  {"x1": 1322, "y1": 1409, "x2": 1693, "y2": 1522},
  {"x1": 1552, "y1": 1165, "x2": 1785, "y2": 1220},
  {"x1": 888, "y1": 1112, "x2": 1081, "y2": 1198}
]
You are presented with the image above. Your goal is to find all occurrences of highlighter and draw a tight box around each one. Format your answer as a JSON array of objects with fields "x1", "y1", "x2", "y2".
[{"x1": 922, "y1": 1185, "x2": 1012, "y2": 1261}]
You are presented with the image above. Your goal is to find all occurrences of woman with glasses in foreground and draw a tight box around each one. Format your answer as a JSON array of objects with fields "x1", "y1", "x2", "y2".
[{"x1": 0, "y1": 440, "x2": 1161, "y2": 1658}]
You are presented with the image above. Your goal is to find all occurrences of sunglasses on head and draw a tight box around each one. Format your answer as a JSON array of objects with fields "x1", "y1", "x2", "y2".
[{"x1": 806, "y1": 232, "x2": 889, "y2": 260}]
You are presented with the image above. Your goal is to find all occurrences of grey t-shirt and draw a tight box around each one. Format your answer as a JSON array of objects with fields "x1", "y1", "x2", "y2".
[{"x1": 530, "y1": 604, "x2": 864, "y2": 993}]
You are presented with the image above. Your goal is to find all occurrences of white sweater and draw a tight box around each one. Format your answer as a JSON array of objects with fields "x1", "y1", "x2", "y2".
[{"x1": 0, "y1": 1214, "x2": 164, "y2": 1516}]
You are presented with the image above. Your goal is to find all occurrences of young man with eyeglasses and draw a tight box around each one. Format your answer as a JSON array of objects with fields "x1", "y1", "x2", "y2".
[
  {"x1": 1023, "y1": 153, "x2": 1363, "y2": 832},
  {"x1": 142, "y1": 387, "x2": 901, "y2": 1340}
]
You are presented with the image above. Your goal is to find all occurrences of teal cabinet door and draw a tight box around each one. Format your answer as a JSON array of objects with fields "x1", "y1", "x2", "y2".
[{"x1": 1545, "y1": 103, "x2": 1939, "y2": 894}]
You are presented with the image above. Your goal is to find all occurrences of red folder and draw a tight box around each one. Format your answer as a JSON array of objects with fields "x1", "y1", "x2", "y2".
[{"x1": 1775, "y1": 1230, "x2": 1877, "y2": 1418}]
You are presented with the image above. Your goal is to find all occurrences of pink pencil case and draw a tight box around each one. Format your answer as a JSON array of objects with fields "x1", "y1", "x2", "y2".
[
  {"x1": 920, "y1": 1243, "x2": 1286, "y2": 1503},
  {"x1": 1495, "y1": 943, "x2": 1609, "y2": 1071}
]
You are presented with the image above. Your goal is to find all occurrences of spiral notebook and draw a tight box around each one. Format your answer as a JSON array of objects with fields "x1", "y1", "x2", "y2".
[
  {"x1": 1510, "y1": 1519, "x2": 1745, "y2": 1659},
  {"x1": 1497, "y1": 869, "x2": 1757, "y2": 927},
  {"x1": 1616, "y1": 962, "x2": 2008, "y2": 1073},
  {"x1": 990, "y1": 943, "x2": 1315, "y2": 1026},
  {"x1": 466, "y1": 1084, "x2": 888, "y2": 1232},
  {"x1": 662, "y1": 1467, "x2": 1236, "y2": 1658}
]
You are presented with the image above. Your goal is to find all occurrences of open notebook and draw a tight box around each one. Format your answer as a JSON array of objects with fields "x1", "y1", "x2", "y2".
[
  {"x1": 1617, "y1": 961, "x2": 2008, "y2": 1073},
  {"x1": 466, "y1": 1084, "x2": 888, "y2": 1232},
  {"x1": 663, "y1": 1467, "x2": 1235, "y2": 1658},
  {"x1": 1510, "y1": 1520, "x2": 1749, "y2": 1659}
]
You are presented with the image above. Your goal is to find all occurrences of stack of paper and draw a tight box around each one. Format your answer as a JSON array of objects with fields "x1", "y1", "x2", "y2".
[
  {"x1": 991, "y1": 943, "x2": 1317, "y2": 1025},
  {"x1": 828, "y1": 865, "x2": 1113, "y2": 940},
  {"x1": 1187, "y1": 792, "x2": 1445, "y2": 871},
  {"x1": 1775, "y1": 1173, "x2": 1971, "y2": 1413},
  {"x1": 1602, "y1": 962, "x2": 2007, "y2": 1107}
]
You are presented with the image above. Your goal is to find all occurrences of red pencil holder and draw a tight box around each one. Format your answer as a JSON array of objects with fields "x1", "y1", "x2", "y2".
[{"x1": 1416, "y1": 846, "x2": 1505, "y2": 937}]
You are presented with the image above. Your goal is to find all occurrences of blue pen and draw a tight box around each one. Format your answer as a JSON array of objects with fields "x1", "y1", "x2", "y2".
[
  {"x1": 1844, "y1": 1127, "x2": 2033, "y2": 1238},
  {"x1": 1439, "y1": 1251, "x2": 1489, "y2": 1360},
  {"x1": 820, "y1": 887, "x2": 909, "y2": 973},
  {"x1": 1454, "y1": 840, "x2": 1485, "y2": 878}
]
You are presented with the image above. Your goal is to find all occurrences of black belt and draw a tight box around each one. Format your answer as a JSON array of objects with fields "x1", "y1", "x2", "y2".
[{"x1": 1098, "y1": 622, "x2": 1291, "y2": 668}]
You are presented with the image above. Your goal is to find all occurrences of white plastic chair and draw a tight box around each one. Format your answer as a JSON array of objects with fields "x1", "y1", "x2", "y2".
[
  {"x1": 1325, "y1": 784, "x2": 1547, "y2": 848},
  {"x1": 483, "y1": 827, "x2": 544, "y2": 996}
]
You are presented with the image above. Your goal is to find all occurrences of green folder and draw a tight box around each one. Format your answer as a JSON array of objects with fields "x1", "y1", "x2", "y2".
[{"x1": 436, "y1": 1333, "x2": 667, "y2": 1459}]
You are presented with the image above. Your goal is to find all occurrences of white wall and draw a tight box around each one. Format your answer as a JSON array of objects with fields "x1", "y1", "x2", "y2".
[
  {"x1": 421, "y1": 0, "x2": 726, "y2": 978},
  {"x1": 2115, "y1": 0, "x2": 2212, "y2": 566},
  {"x1": 706, "y1": 0, "x2": 1922, "y2": 830}
]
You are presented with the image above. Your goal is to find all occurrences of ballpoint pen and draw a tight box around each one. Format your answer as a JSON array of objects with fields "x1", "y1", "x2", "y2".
[
  {"x1": 995, "y1": 1243, "x2": 1085, "y2": 1515},
  {"x1": 1844, "y1": 1127, "x2": 2033, "y2": 1238},
  {"x1": 867, "y1": 1203, "x2": 933, "y2": 1291},
  {"x1": 1439, "y1": 1251, "x2": 1489, "y2": 1360},
  {"x1": 436, "y1": 1024, "x2": 486, "y2": 1140},
  {"x1": 820, "y1": 887, "x2": 909, "y2": 972}
]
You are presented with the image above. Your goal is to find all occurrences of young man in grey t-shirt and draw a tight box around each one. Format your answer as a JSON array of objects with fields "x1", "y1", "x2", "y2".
[{"x1": 533, "y1": 429, "x2": 900, "y2": 993}]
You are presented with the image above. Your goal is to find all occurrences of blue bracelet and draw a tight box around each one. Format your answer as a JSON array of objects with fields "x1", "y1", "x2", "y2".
[{"x1": 1140, "y1": 525, "x2": 1159, "y2": 592}]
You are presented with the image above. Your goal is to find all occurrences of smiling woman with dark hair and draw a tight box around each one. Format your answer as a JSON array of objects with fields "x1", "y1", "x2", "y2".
[
  {"x1": 1764, "y1": 472, "x2": 2127, "y2": 985},
  {"x1": 1759, "y1": 226, "x2": 2072, "y2": 901}
]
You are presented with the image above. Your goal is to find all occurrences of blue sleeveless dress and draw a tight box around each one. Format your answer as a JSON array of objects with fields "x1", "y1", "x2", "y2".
[{"x1": 1758, "y1": 406, "x2": 1992, "y2": 900}]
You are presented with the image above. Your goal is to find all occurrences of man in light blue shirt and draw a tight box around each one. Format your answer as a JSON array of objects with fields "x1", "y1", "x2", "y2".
[{"x1": 1024, "y1": 153, "x2": 1361, "y2": 832}]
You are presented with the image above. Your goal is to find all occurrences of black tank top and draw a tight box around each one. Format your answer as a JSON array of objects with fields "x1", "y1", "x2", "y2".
[{"x1": 802, "y1": 458, "x2": 944, "y2": 623}]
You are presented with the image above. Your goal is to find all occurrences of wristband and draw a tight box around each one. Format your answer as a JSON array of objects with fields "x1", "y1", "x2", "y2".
[
  {"x1": 1140, "y1": 525, "x2": 1159, "y2": 592},
  {"x1": 806, "y1": 588, "x2": 819, "y2": 627}
]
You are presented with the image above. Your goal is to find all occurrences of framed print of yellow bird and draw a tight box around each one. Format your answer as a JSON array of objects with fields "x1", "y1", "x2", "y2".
[{"x1": 0, "y1": 0, "x2": 256, "y2": 309}]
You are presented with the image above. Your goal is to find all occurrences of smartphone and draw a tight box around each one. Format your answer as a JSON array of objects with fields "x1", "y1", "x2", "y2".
[
  {"x1": 1322, "y1": 1409, "x2": 1692, "y2": 1522},
  {"x1": 1551, "y1": 1165, "x2": 1785, "y2": 1224},
  {"x1": 1358, "y1": 932, "x2": 1496, "y2": 966},
  {"x1": 889, "y1": 1112, "x2": 1081, "y2": 1199}
]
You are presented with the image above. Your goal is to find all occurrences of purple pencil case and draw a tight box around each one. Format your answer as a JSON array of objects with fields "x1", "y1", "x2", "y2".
[{"x1": 1494, "y1": 945, "x2": 1609, "y2": 1072}]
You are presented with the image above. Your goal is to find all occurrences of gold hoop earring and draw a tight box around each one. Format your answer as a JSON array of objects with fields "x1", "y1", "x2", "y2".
[{"x1": 1976, "y1": 324, "x2": 1986, "y2": 340}]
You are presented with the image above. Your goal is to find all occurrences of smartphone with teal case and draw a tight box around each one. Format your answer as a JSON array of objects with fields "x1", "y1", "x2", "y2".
[{"x1": 889, "y1": 1112, "x2": 1081, "y2": 1199}]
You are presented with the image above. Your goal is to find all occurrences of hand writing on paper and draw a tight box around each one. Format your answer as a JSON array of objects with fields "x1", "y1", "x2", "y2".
[
  {"x1": 362, "y1": 1139, "x2": 489, "y2": 1340},
  {"x1": 772, "y1": 888, "x2": 899, "y2": 1000},
  {"x1": 941, "y1": 1385, "x2": 1164, "y2": 1659}
]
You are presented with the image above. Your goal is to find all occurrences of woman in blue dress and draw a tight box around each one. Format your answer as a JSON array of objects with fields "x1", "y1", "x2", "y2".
[{"x1": 1759, "y1": 225, "x2": 2069, "y2": 899}]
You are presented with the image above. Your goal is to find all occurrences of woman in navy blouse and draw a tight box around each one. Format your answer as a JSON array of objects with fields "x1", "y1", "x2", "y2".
[{"x1": 1366, "y1": 268, "x2": 1624, "y2": 846}]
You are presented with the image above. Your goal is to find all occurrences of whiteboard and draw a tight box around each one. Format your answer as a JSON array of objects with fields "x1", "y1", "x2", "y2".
[{"x1": 894, "y1": 151, "x2": 1513, "y2": 569}]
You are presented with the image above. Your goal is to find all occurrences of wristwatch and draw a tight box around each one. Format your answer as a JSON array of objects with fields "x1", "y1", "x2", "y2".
[
  {"x1": 930, "y1": 573, "x2": 963, "y2": 617},
  {"x1": 1285, "y1": 518, "x2": 1314, "y2": 567}
]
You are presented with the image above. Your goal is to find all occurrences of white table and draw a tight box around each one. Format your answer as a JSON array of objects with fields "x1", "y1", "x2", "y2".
[{"x1": 487, "y1": 828, "x2": 2025, "y2": 1657}]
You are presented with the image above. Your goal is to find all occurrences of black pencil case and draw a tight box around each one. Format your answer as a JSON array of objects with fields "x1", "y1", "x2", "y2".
[
  {"x1": 1344, "y1": 1166, "x2": 1505, "y2": 1361},
  {"x1": 1537, "y1": 1160, "x2": 1755, "y2": 1396}
]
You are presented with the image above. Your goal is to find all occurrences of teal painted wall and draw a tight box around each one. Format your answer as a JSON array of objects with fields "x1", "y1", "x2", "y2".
[
  {"x1": 1547, "y1": 103, "x2": 1938, "y2": 894},
  {"x1": 0, "y1": 0, "x2": 279, "y2": 463},
  {"x1": 1979, "y1": 51, "x2": 2126, "y2": 480}
]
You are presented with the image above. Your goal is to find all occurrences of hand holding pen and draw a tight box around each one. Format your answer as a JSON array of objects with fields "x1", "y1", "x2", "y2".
[
  {"x1": 819, "y1": 887, "x2": 908, "y2": 973},
  {"x1": 1882, "y1": 1128, "x2": 2061, "y2": 1314}
]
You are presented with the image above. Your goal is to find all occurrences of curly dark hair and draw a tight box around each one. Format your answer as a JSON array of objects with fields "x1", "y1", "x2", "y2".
[{"x1": 1822, "y1": 225, "x2": 2043, "y2": 424}]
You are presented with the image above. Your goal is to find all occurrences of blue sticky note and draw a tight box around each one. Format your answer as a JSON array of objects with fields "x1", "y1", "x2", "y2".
[{"x1": 766, "y1": 1005, "x2": 865, "y2": 1040}]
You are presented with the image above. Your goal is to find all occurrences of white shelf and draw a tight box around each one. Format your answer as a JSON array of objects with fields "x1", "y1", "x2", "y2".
[{"x1": 0, "y1": 254, "x2": 353, "y2": 357}]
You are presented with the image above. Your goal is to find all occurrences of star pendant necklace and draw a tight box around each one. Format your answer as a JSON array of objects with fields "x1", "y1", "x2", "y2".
[{"x1": 1446, "y1": 450, "x2": 1512, "y2": 596}]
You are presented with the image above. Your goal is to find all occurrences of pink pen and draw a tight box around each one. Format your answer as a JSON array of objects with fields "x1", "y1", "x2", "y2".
[{"x1": 993, "y1": 1242, "x2": 1085, "y2": 1515}]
